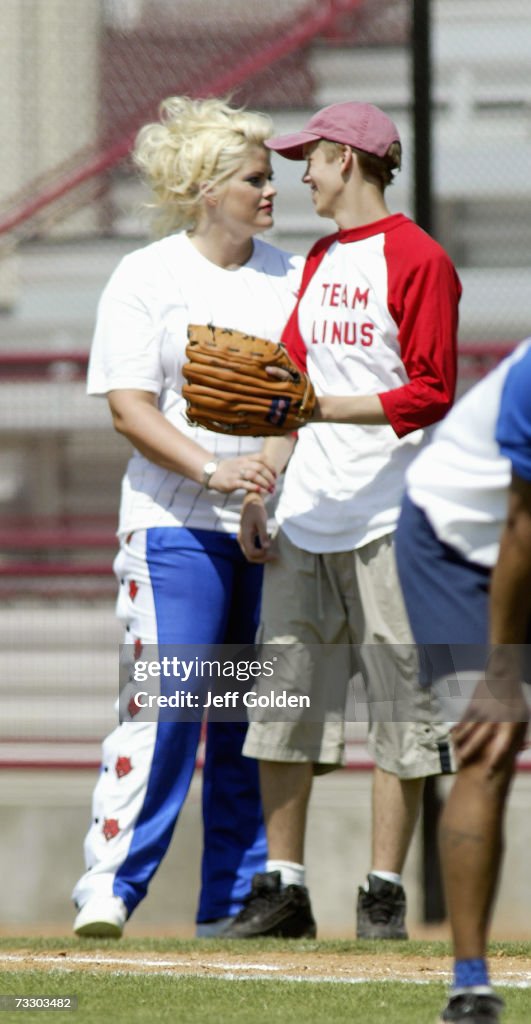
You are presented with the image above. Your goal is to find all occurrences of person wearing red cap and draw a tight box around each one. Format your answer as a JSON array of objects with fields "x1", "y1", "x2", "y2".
[
  {"x1": 222, "y1": 101, "x2": 462, "y2": 943},
  {"x1": 264, "y1": 99, "x2": 401, "y2": 162}
]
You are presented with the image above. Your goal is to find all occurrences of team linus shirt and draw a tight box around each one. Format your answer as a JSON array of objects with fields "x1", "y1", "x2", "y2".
[{"x1": 276, "y1": 213, "x2": 462, "y2": 553}]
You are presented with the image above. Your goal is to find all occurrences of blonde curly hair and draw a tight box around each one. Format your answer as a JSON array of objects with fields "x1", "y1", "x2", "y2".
[{"x1": 133, "y1": 96, "x2": 274, "y2": 236}]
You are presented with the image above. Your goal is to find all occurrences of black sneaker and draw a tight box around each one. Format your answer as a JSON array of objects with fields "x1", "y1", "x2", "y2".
[
  {"x1": 356, "y1": 873, "x2": 408, "y2": 939},
  {"x1": 439, "y1": 990, "x2": 504, "y2": 1023},
  {"x1": 223, "y1": 871, "x2": 317, "y2": 939}
]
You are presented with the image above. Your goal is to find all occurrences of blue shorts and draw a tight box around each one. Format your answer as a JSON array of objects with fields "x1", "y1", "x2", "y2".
[
  {"x1": 395, "y1": 495, "x2": 491, "y2": 694},
  {"x1": 396, "y1": 495, "x2": 531, "y2": 720},
  {"x1": 395, "y1": 494, "x2": 491, "y2": 646}
]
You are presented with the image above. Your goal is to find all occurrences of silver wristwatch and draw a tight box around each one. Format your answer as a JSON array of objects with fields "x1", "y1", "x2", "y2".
[{"x1": 202, "y1": 460, "x2": 219, "y2": 489}]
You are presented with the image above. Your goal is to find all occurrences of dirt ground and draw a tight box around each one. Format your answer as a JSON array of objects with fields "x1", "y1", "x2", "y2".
[{"x1": 1, "y1": 947, "x2": 530, "y2": 986}]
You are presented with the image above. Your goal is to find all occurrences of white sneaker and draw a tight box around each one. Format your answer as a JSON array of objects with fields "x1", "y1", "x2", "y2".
[
  {"x1": 195, "y1": 916, "x2": 234, "y2": 937},
  {"x1": 74, "y1": 896, "x2": 127, "y2": 938}
]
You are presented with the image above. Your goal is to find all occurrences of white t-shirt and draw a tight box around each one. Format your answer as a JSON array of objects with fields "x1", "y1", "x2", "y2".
[
  {"x1": 406, "y1": 340, "x2": 531, "y2": 567},
  {"x1": 274, "y1": 215, "x2": 461, "y2": 552},
  {"x1": 87, "y1": 232, "x2": 303, "y2": 536}
]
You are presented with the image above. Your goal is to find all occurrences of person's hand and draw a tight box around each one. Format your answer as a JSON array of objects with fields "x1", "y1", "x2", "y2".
[
  {"x1": 266, "y1": 363, "x2": 321, "y2": 418},
  {"x1": 265, "y1": 365, "x2": 293, "y2": 382},
  {"x1": 452, "y1": 671, "x2": 529, "y2": 773},
  {"x1": 209, "y1": 454, "x2": 276, "y2": 495},
  {"x1": 265, "y1": 383, "x2": 387, "y2": 427},
  {"x1": 453, "y1": 719, "x2": 528, "y2": 774},
  {"x1": 238, "y1": 494, "x2": 275, "y2": 563}
]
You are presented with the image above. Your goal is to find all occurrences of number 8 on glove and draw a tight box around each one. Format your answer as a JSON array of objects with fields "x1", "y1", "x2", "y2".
[{"x1": 182, "y1": 324, "x2": 316, "y2": 436}]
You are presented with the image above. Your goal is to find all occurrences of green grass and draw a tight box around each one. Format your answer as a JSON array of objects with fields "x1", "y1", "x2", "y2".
[
  {"x1": 0, "y1": 939, "x2": 530, "y2": 1024},
  {"x1": 1, "y1": 935, "x2": 531, "y2": 957}
]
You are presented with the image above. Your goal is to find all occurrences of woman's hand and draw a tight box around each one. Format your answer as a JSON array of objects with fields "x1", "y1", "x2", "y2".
[
  {"x1": 107, "y1": 390, "x2": 277, "y2": 495},
  {"x1": 209, "y1": 454, "x2": 276, "y2": 495}
]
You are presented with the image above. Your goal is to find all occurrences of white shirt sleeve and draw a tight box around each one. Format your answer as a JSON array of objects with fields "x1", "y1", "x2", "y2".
[{"x1": 87, "y1": 252, "x2": 165, "y2": 396}]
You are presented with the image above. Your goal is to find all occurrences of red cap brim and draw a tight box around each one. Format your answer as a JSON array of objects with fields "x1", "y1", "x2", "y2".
[{"x1": 265, "y1": 131, "x2": 319, "y2": 160}]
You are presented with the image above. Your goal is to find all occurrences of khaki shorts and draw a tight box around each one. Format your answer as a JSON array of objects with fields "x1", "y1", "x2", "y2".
[{"x1": 243, "y1": 529, "x2": 453, "y2": 779}]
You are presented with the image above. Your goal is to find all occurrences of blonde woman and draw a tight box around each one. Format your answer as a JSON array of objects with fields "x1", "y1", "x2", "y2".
[{"x1": 72, "y1": 96, "x2": 303, "y2": 938}]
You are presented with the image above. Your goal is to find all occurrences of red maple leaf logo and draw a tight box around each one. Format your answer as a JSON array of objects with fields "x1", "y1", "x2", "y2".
[
  {"x1": 128, "y1": 580, "x2": 139, "y2": 601},
  {"x1": 115, "y1": 756, "x2": 132, "y2": 779},
  {"x1": 102, "y1": 818, "x2": 120, "y2": 841},
  {"x1": 134, "y1": 637, "x2": 143, "y2": 659}
]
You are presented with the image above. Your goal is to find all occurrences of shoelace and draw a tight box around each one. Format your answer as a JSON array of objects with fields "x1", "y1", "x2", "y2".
[{"x1": 360, "y1": 891, "x2": 398, "y2": 923}]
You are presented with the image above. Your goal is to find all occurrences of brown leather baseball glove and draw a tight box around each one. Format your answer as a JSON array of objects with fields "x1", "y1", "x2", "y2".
[{"x1": 182, "y1": 323, "x2": 316, "y2": 436}]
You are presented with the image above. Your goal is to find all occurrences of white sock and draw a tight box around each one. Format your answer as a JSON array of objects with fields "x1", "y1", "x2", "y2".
[
  {"x1": 267, "y1": 859, "x2": 306, "y2": 888},
  {"x1": 368, "y1": 870, "x2": 402, "y2": 887}
]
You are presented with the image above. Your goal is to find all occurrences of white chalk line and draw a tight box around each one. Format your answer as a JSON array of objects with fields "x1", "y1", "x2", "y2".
[{"x1": 1, "y1": 953, "x2": 530, "y2": 989}]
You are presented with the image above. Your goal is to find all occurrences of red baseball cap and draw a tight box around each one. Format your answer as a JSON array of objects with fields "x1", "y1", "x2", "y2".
[{"x1": 266, "y1": 102, "x2": 400, "y2": 161}]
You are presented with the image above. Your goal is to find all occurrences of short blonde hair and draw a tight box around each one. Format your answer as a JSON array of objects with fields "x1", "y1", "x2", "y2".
[{"x1": 133, "y1": 96, "x2": 273, "y2": 235}]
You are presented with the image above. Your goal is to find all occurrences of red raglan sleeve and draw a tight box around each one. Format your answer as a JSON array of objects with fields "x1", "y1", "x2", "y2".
[
  {"x1": 378, "y1": 229, "x2": 462, "y2": 438},
  {"x1": 281, "y1": 237, "x2": 332, "y2": 373}
]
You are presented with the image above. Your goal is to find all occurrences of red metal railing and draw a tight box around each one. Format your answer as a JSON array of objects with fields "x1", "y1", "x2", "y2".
[
  {"x1": 0, "y1": 341, "x2": 517, "y2": 595},
  {"x1": 0, "y1": 0, "x2": 364, "y2": 242},
  {"x1": 0, "y1": 343, "x2": 517, "y2": 382},
  {"x1": 1, "y1": 747, "x2": 530, "y2": 773}
]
